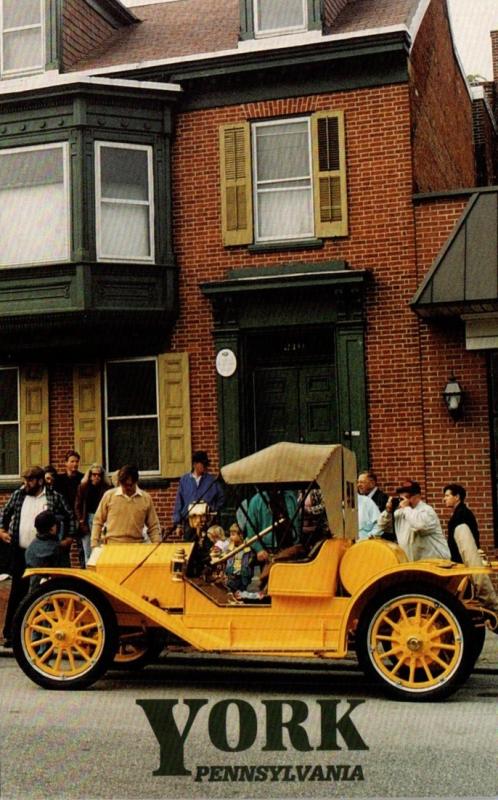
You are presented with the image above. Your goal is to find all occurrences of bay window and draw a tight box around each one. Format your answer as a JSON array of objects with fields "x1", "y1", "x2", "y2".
[
  {"x1": 95, "y1": 142, "x2": 154, "y2": 263},
  {"x1": 0, "y1": 143, "x2": 70, "y2": 267}
]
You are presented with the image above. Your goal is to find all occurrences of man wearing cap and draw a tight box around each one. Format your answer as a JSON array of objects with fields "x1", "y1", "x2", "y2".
[
  {"x1": 173, "y1": 451, "x2": 225, "y2": 536},
  {"x1": 377, "y1": 479, "x2": 451, "y2": 561},
  {"x1": 0, "y1": 466, "x2": 75, "y2": 648}
]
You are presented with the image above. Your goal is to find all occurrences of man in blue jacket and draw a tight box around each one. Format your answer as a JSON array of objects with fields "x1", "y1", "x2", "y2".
[{"x1": 173, "y1": 451, "x2": 224, "y2": 535}]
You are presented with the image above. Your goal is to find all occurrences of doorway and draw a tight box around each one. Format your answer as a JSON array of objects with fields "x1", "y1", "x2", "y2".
[{"x1": 247, "y1": 327, "x2": 338, "y2": 450}]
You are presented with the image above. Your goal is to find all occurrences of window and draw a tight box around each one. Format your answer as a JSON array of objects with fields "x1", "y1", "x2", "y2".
[
  {"x1": 220, "y1": 111, "x2": 348, "y2": 246},
  {"x1": 95, "y1": 142, "x2": 154, "y2": 263},
  {"x1": 0, "y1": 143, "x2": 70, "y2": 267},
  {"x1": 1, "y1": 0, "x2": 44, "y2": 77},
  {"x1": 0, "y1": 367, "x2": 19, "y2": 476},
  {"x1": 105, "y1": 358, "x2": 160, "y2": 474},
  {"x1": 254, "y1": 0, "x2": 307, "y2": 36},
  {"x1": 253, "y1": 118, "x2": 313, "y2": 242}
]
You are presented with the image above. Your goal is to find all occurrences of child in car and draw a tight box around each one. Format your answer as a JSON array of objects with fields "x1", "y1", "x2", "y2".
[{"x1": 225, "y1": 523, "x2": 254, "y2": 592}]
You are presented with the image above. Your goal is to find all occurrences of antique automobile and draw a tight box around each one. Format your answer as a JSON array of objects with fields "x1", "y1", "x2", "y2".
[{"x1": 11, "y1": 442, "x2": 497, "y2": 700}]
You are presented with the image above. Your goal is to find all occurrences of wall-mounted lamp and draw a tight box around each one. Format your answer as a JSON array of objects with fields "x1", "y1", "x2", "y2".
[{"x1": 443, "y1": 376, "x2": 463, "y2": 419}]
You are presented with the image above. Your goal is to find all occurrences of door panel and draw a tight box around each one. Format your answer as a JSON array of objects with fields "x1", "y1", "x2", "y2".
[
  {"x1": 253, "y1": 368, "x2": 299, "y2": 449},
  {"x1": 253, "y1": 364, "x2": 336, "y2": 447},
  {"x1": 300, "y1": 365, "x2": 337, "y2": 443}
]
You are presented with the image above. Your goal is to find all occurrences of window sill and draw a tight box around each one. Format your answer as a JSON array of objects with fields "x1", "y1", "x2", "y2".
[{"x1": 248, "y1": 238, "x2": 323, "y2": 253}]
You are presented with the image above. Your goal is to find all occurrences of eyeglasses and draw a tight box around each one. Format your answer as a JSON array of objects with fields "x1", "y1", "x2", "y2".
[{"x1": 91, "y1": 472, "x2": 102, "y2": 476}]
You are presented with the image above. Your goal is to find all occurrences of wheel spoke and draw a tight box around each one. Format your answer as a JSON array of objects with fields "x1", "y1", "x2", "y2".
[
  {"x1": 30, "y1": 635, "x2": 52, "y2": 647},
  {"x1": 429, "y1": 652, "x2": 451, "y2": 669},
  {"x1": 38, "y1": 644, "x2": 56, "y2": 664},
  {"x1": 434, "y1": 642, "x2": 457, "y2": 652},
  {"x1": 428, "y1": 624, "x2": 454, "y2": 639},
  {"x1": 63, "y1": 596, "x2": 75, "y2": 621},
  {"x1": 420, "y1": 658, "x2": 434, "y2": 681}
]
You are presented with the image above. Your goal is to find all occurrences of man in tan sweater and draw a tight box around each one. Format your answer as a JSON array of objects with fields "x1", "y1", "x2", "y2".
[{"x1": 91, "y1": 464, "x2": 161, "y2": 547}]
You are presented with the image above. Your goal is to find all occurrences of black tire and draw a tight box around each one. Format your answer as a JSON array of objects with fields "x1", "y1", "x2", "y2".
[
  {"x1": 465, "y1": 623, "x2": 486, "y2": 673},
  {"x1": 112, "y1": 627, "x2": 166, "y2": 670},
  {"x1": 356, "y1": 583, "x2": 475, "y2": 701},
  {"x1": 12, "y1": 578, "x2": 118, "y2": 690}
]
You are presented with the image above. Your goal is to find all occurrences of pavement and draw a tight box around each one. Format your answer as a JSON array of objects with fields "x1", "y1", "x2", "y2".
[{"x1": 0, "y1": 575, "x2": 497, "y2": 669}]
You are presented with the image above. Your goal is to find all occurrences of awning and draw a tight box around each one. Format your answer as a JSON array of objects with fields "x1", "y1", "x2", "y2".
[{"x1": 411, "y1": 189, "x2": 498, "y2": 319}]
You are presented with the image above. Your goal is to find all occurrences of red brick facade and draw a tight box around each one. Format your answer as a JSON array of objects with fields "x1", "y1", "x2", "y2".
[
  {"x1": 1, "y1": 0, "x2": 496, "y2": 563},
  {"x1": 62, "y1": 0, "x2": 123, "y2": 70},
  {"x1": 410, "y1": 0, "x2": 475, "y2": 192}
]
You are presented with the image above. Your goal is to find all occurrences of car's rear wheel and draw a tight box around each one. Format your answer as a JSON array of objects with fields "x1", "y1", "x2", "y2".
[
  {"x1": 12, "y1": 579, "x2": 118, "y2": 690},
  {"x1": 356, "y1": 583, "x2": 474, "y2": 701},
  {"x1": 112, "y1": 627, "x2": 166, "y2": 670}
]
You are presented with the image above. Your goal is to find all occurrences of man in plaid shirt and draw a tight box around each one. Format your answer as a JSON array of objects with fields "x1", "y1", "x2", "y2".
[{"x1": 0, "y1": 465, "x2": 75, "y2": 648}]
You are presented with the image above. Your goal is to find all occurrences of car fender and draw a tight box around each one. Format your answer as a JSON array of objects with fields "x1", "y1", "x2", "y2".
[{"x1": 21, "y1": 567, "x2": 205, "y2": 649}]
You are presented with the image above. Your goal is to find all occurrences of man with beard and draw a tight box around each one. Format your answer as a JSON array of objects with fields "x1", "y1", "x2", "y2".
[{"x1": 0, "y1": 466, "x2": 75, "y2": 649}]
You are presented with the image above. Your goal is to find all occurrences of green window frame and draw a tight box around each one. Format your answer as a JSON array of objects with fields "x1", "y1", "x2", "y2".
[{"x1": 240, "y1": 0, "x2": 322, "y2": 40}]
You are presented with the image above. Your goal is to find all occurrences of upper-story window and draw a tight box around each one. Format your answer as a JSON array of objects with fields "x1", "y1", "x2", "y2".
[
  {"x1": 254, "y1": 0, "x2": 307, "y2": 36},
  {"x1": 1, "y1": 0, "x2": 44, "y2": 77},
  {"x1": 253, "y1": 117, "x2": 313, "y2": 242},
  {"x1": 95, "y1": 142, "x2": 155, "y2": 263},
  {"x1": 0, "y1": 366, "x2": 19, "y2": 477},
  {"x1": 220, "y1": 111, "x2": 348, "y2": 246},
  {"x1": 0, "y1": 142, "x2": 70, "y2": 267}
]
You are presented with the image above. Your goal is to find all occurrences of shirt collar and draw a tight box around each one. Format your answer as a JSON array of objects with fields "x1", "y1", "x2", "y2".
[{"x1": 116, "y1": 485, "x2": 143, "y2": 498}]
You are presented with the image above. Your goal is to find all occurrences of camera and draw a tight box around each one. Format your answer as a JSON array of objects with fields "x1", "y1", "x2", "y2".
[{"x1": 390, "y1": 496, "x2": 400, "y2": 511}]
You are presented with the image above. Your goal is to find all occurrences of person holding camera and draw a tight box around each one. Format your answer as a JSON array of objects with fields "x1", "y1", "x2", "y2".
[{"x1": 377, "y1": 479, "x2": 450, "y2": 561}]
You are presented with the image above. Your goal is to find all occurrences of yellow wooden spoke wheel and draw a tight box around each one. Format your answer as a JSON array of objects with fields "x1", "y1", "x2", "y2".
[
  {"x1": 13, "y1": 580, "x2": 117, "y2": 690},
  {"x1": 356, "y1": 584, "x2": 474, "y2": 701}
]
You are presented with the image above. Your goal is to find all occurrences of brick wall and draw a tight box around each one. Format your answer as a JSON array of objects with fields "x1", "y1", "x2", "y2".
[
  {"x1": 171, "y1": 84, "x2": 418, "y2": 498},
  {"x1": 492, "y1": 31, "x2": 498, "y2": 82},
  {"x1": 62, "y1": 0, "x2": 121, "y2": 70},
  {"x1": 410, "y1": 0, "x2": 475, "y2": 191},
  {"x1": 414, "y1": 197, "x2": 496, "y2": 555}
]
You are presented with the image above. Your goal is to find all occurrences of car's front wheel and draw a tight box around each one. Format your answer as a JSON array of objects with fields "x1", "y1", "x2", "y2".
[
  {"x1": 356, "y1": 583, "x2": 474, "y2": 701},
  {"x1": 12, "y1": 579, "x2": 118, "y2": 690}
]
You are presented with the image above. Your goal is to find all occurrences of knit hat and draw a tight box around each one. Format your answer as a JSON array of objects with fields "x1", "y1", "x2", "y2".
[{"x1": 34, "y1": 510, "x2": 58, "y2": 535}]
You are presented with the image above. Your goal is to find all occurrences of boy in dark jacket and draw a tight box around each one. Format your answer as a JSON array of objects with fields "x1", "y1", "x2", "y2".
[{"x1": 25, "y1": 511, "x2": 72, "y2": 590}]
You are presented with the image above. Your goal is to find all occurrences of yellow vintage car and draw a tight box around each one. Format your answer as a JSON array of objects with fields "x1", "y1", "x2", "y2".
[{"x1": 12, "y1": 443, "x2": 497, "y2": 701}]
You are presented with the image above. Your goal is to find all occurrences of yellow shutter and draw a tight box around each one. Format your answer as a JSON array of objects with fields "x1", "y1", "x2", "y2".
[
  {"x1": 219, "y1": 122, "x2": 253, "y2": 246},
  {"x1": 19, "y1": 365, "x2": 49, "y2": 471},
  {"x1": 73, "y1": 364, "x2": 103, "y2": 471},
  {"x1": 311, "y1": 110, "x2": 348, "y2": 237},
  {"x1": 157, "y1": 352, "x2": 191, "y2": 478}
]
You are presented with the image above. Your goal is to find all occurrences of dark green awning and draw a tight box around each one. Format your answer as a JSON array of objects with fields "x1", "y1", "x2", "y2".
[{"x1": 412, "y1": 189, "x2": 498, "y2": 318}]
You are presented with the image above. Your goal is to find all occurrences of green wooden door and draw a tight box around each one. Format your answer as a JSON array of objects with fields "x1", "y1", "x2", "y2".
[{"x1": 253, "y1": 364, "x2": 336, "y2": 448}]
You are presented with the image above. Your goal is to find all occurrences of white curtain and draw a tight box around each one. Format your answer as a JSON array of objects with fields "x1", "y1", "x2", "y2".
[
  {"x1": 98, "y1": 146, "x2": 152, "y2": 260},
  {"x1": 2, "y1": 0, "x2": 42, "y2": 72},
  {"x1": 0, "y1": 147, "x2": 68, "y2": 266},
  {"x1": 257, "y1": 0, "x2": 305, "y2": 32},
  {"x1": 255, "y1": 120, "x2": 313, "y2": 240}
]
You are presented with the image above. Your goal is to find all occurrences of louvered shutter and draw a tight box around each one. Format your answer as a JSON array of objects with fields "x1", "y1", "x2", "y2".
[
  {"x1": 73, "y1": 364, "x2": 103, "y2": 471},
  {"x1": 157, "y1": 352, "x2": 191, "y2": 478},
  {"x1": 311, "y1": 110, "x2": 348, "y2": 237},
  {"x1": 19, "y1": 365, "x2": 49, "y2": 471},
  {"x1": 219, "y1": 122, "x2": 253, "y2": 245}
]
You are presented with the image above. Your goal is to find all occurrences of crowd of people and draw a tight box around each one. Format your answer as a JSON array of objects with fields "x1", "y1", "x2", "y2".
[{"x1": 1, "y1": 449, "x2": 497, "y2": 648}]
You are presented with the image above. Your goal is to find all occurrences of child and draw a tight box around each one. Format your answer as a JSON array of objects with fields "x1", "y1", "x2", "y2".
[
  {"x1": 225, "y1": 523, "x2": 253, "y2": 592},
  {"x1": 207, "y1": 524, "x2": 229, "y2": 558},
  {"x1": 25, "y1": 510, "x2": 73, "y2": 590}
]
